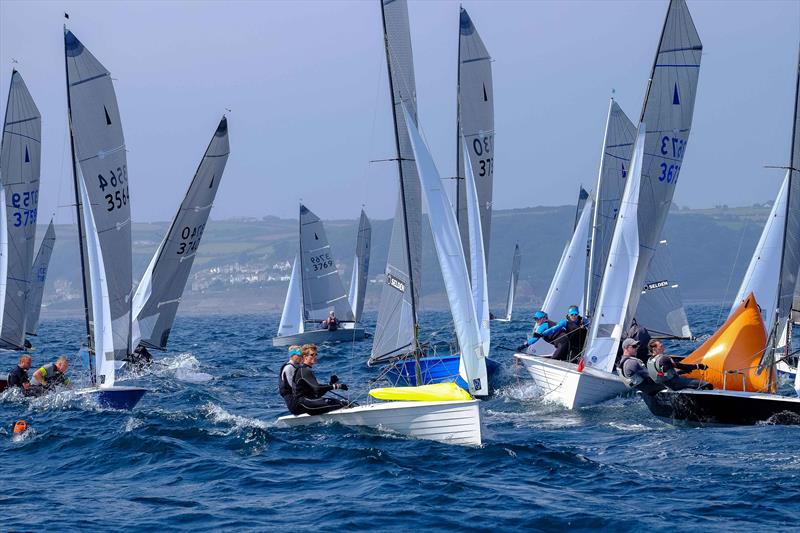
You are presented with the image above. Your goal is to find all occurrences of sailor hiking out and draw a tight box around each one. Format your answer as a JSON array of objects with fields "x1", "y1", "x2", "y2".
[
  {"x1": 6, "y1": 355, "x2": 33, "y2": 393},
  {"x1": 278, "y1": 345, "x2": 303, "y2": 413},
  {"x1": 617, "y1": 338, "x2": 662, "y2": 395},
  {"x1": 291, "y1": 344, "x2": 350, "y2": 416},
  {"x1": 518, "y1": 310, "x2": 570, "y2": 360},
  {"x1": 30, "y1": 356, "x2": 71, "y2": 394},
  {"x1": 647, "y1": 339, "x2": 711, "y2": 391},
  {"x1": 563, "y1": 305, "x2": 589, "y2": 362}
]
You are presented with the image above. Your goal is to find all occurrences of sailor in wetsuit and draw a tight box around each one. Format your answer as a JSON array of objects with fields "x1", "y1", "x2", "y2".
[
  {"x1": 292, "y1": 343, "x2": 350, "y2": 416},
  {"x1": 647, "y1": 339, "x2": 712, "y2": 391},
  {"x1": 563, "y1": 305, "x2": 589, "y2": 362},
  {"x1": 321, "y1": 311, "x2": 339, "y2": 332},
  {"x1": 278, "y1": 345, "x2": 303, "y2": 414},
  {"x1": 126, "y1": 344, "x2": 154, "y2": 369},
  {"x1": 6, "y1": 354, "x2": 32, "y2": 393},
  {"x1": 30, "y1": 356, "x2": 70, "y2": 394},
  {"x1": 617, "y1": 338, "x2": 662, "y2": 395},
  {"x1": 517, "y1": 310, "x2": 570, "y2": 360}
]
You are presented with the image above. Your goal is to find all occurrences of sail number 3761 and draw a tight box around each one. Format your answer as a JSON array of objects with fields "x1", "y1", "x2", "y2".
[{"x1": 659, "y1": 136, "x2": 685, "y2": 184}]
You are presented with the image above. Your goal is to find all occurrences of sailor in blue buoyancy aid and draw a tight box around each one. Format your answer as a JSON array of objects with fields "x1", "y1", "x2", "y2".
[
  {"x1": 278, "y1": 345, "x2": 303, "y2": 414},
  {"x1": 517, "y1": 311, "x2": 570, "y2": 360},
  {"x1": 617, "y1": 338, "x2": 662, "y2": 394}
]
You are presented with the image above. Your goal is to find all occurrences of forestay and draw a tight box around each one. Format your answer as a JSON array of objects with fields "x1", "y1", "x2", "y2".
[
  {"x1": 348, "y1": 210, "x2": 371, "y2": 323},
  {"x1": 542, "y1": 196, "x2": 593, "y2": 317},
  {"x1": 0, "y1": 71, "x2": 40, "y2": 349},
  {"x1": 403, "y1": 105, "x2": 487, "y2": 396},
  {"x1": 278, "y1": 255, "x2": 303, "y2": 336},
  {"x1": 456, "y1": 7, "x2": 494, "y2": 269},
  {"x1": 464, "y1": 141, "x2": 490, "y2": 359},
  {"x1": 636, "y1": 239, "x2": 692, "y2": 338},
  {"x1": 66, "y1": 30, "x2": 133, "y2": 375},
  {"x1": 586, "y1": 100, "x2": 636, "y2": 317},
  {"x1": 624, "y1": 0, "x2": 702, "y2": 329},
  {"x1": 299, "y1": 205, "x2": 354, "y2": 322},
  {"x1": 584, "y1": 124, "x2": 646, "y2": 373},
  {"x1": 503, "y1": 244, "x2": 521, "y2": 321},
  {"x1": 372, "y1": 0, "x2": 422, "y2": 364},
  {"x1": 132, "y1": 117, "x2": 230, "y2": 350},
  {"x1": 26, "y1": 220, "x2": 55, "y2": 336}
]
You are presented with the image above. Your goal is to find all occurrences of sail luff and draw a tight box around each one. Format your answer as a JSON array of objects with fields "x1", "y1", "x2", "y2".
[
  {"x1": 26, "y1": 220, "x2": 56, "y2": 336},
  {"x1": 464, "y1": 139, "x2": 490, "y2": 358}
]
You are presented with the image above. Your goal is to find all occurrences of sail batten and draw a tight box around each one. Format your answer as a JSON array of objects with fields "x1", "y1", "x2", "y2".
[{"x1": 132, "y1": 117, "x2": 229, "y2": 350}]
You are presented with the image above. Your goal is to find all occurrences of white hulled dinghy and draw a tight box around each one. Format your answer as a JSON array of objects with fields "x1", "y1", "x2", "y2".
[
  {"x1": 642, "y1": 45, "x2": 800, "y2": 425},
  {"x1": 278, "y1": 104, "x2": 487, "y2": 446},
  {"x1": 516, "y1": 0, "x2": 701, "y2": 409},
  {"x1": 64, "y1": 28, "x2": 144, "y2": 409},
  {"x1": 272, "y1": 204, "x2": 366, "y2": 347},
  {"x1": 131, "y1": 116, "x2": 230, "y2": 354}
]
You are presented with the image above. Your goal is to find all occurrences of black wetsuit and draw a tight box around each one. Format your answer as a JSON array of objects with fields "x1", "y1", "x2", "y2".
[
  {"x1": 127, "y1": 344, "x2": 154, "y2": 368},
  {"x1": 618, "y1": 355, "x2": 662, "y2": 395},
  {"x1": 292, "y1": 364, "x2": 348, "y2": 416},
  {"x1": 278, "y1": 361, "x2": 301, "y2": 414},
  {"x1": 564, "y1": 316, "x2": 588, "y2": 362},
  {"x1": 323, "y1": 318, "x2": 339, "y2": 332},
  {"x1": 7, "y1": 365, "x2": 30, "y2": 390}
]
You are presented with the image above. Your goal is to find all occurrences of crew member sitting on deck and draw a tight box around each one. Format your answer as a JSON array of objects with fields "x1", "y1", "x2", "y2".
[
  {"x1": 278, "y1": 345, "x2": 303, "y2": 414},
  {"x1": 321, "y1": 311, "x2": 339, "y2": 332},
  {"x1": 31, "y1": 356, "x2": 71, "y2": 392},
  {"x1": 126, "y1": 343, "x2": 154, "y2": 369},
  {"x1": 617, "y1": 338, "x2": 662, "y2": 394},
  {"x1": 647, "y1": 339, "x2": 712, "y2": 391},
  {"x1": 292, "y1": 343, "x2": 350, "y2": 416},
  {"x1": 517, "y1": 310, "x2": 569, "y2": 360},
  {"x1": 564, "y1": 305, "x2": 589, "y2": 362},
  {"x1": 7, "y1": 354, "x2": 32, "y2": 393}
]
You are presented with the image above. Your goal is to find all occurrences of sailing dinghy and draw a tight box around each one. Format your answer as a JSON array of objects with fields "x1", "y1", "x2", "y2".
[
  {"x1": 0, "y1": 70, "x2": 42, "y2": 351},
  {"x1": 491, "y1": 244, "x2": 520, "y2": 322},
  {"x1": 278, "y1": 104, "x2": 486, "y2": 446},
  {"x1": 131, "y1": 116, "x2": 230, "y2": 353},
  {"x1": 643, "y1": 45, "x2": 800, "y2": 425},
  {"x1": 272, "y1": 204, "x2": 366, "y2": 347},
  {"x1": 64, "y1": 28, "x2": 145, "y2": 410},
  {"x1": 515, "y1": 0, "x2": 701, "y2": 409}
]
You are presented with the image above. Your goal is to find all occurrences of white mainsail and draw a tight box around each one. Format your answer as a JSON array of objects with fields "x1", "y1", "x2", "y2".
[
  {"x1": 464, "y1": 141, "x2": 490, "y2": 359},
  {"x1": 0, "y1": 70, "x2": 41, "y2": 349},
  {"x1": 587, "y1": 99, "x2": 636, "y2": 317},
  {"x1": 502, "y1": 244, "x2": 521, "y2": 321},
  {"x1": 278, "y1": 255, "x2": 303, "y2": 336},
  {"x1": 584, "y1": 124, "x2": 646, "y2": 373},
  {"x1": 623, "y1": 0, "x2": 702, "y2": 329},
  {"x1": 26, "y1": 220, "x2": 56, "y2": 336},
  {"x1": 542, "y1": 195, "x2": 594, "y2": 318},
  {"x1": 403, "y1": 105, "x2": 487, "y2": 396},
  {"x1": 65, "y1": 29, "x2": 133, "y2": 384},
  {"x1": 371, "y1": 0, "x2": 423, "y2": 364},
  {"x1": 636, "y1": 239, "x2": 692, "y2": 338},
  {"x1": 132, "y1": 116, "x2": 230, "y2": 350},
  {"x1": 299, "y1": 204, "x2": 355, "y2": 323},
  {"x1": 456, "y1": 7, "x2": 494, "y2": 269},
  {"x1": 348, "y1": 210, "x2": 371, "y2": 323}
]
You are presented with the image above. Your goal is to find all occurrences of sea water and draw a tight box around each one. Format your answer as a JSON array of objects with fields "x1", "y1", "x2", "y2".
[{"x1": 1, "y1": 305, "x2": 797, "y2": 531}]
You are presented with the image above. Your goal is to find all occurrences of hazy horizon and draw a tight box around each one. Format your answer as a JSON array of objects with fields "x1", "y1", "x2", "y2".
[{"x1": 1, "y1": 0, "x2": 797, "y2": 224}]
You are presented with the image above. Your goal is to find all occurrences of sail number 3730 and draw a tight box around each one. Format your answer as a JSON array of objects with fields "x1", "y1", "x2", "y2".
[{"x1": 98, "y1": 166, "x2": 129, "y2": 212}]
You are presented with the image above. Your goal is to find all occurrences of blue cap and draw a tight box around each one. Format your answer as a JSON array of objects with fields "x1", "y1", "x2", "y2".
[
  {"x1": 533, "y1": 311, "x2": 547, "y2": 320},
  {"x1": 568, "y1": 306, "x2": 579, "y2": 316},
  {"x1": 288, "y1": 347, "x2": 302, "y2": 356}
]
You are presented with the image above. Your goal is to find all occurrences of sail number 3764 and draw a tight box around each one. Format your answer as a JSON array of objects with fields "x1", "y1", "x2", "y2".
[{"x1": 98, "y1": 166, "x2": 129, "y2": 212}]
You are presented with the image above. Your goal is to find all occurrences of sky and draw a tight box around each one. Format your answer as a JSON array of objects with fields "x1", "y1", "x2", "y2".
[{"x1": 0, "y1": 0, "x2": 798, "y2": 224}]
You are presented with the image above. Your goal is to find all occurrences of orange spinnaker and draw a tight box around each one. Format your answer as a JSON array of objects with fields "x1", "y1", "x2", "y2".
[{"x1": 682, "y1": 293, "x2": 774, "y2": 393}]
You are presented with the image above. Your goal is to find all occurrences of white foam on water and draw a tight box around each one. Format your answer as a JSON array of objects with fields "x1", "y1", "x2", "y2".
[
  {"x1": 124, "y1": 417, "x2": 144, "y2": 432},
  {"x1": 200, "y1": 401, "x2": 272, "y2": 435}
]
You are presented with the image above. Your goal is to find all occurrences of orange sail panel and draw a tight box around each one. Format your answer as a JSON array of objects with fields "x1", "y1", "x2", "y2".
[{"x1": 682, "y1": 293, "x2": 773, "y2": 392}]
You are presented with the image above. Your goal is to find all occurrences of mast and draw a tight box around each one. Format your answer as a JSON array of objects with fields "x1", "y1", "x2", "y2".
[
  {"x1": 298, "y1": 203, "x2": 306, "y2": 327},
  {"x1": 380, "y1": 1, "x2": 419, "y2": 351},
  {"x1": 63, "y1": 27, "x2": 93, "y2": 368},
  {"x1": 454, "y1": 3, "x2": 464, "y2": 246}
]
